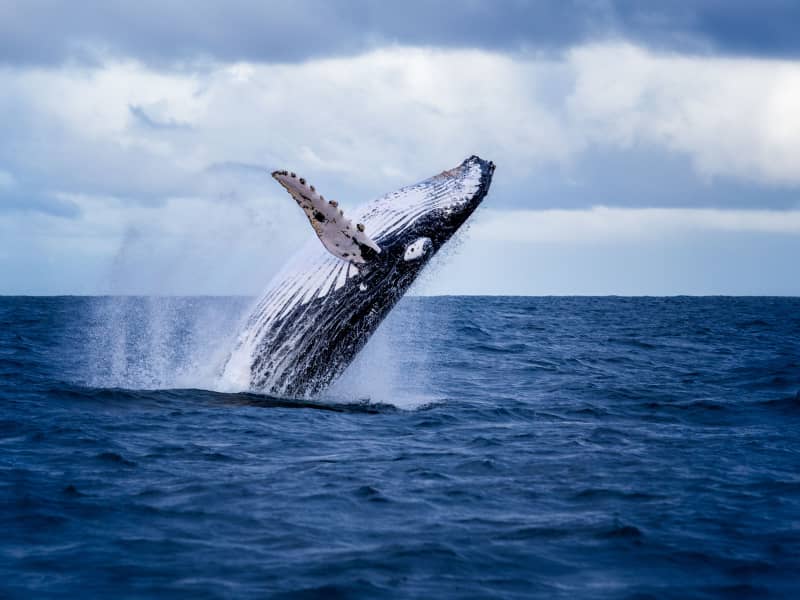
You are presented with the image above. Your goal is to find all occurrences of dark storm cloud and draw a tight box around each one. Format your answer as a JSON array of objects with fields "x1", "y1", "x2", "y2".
[
  {"x1": 2, "y1": 0, "x2": 798, "y2": 68},
  {"x1": 613, "y1": 0, "x2": 800, "y2": 58}
]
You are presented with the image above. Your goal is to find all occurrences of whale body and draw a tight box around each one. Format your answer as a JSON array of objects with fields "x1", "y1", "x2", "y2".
[{"x1": 221, "y1": 155, "x2": 495, "y2": 398}]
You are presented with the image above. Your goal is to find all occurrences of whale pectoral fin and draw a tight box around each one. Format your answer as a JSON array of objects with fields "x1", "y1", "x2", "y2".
[{"x1": 272, "y1": 170, "x2": 381, "y2": 264}]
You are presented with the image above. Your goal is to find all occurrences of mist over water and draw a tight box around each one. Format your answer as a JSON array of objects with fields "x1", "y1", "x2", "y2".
[
  {"x1": 82, "y1": 296, "x2": 252, "y2": 392},
  {"x1": 78, "y1": 293, "x2": 435, "y2": 408},
  {"x1": 326, "y1": 296, "x2": 441, "y2": 410}
]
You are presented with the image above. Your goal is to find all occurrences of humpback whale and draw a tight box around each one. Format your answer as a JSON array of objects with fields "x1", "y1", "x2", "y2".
[{"x1": 221, "y1": 155, "x2": 495, "y2": 398}]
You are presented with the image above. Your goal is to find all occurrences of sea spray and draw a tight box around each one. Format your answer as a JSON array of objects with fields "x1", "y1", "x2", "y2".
[
  {"x1": 78, "y1": 293, "x2": 439, "y2": 407},
  {"x1": 82, "y1": 296, "x2": 249, "y2": 390},
  {"x1": 327, "y1": 296, "x2": 442, "y2": 410}
]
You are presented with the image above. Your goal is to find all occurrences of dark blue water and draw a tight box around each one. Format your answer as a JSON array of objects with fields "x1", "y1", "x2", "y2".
[{"x1": 2, "y1": 296, "x2": 799, "y2": 598}]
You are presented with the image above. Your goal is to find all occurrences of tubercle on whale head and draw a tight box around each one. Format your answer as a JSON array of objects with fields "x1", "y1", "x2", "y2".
[
  {"x1": 393, "y1": 154, "x2": 495, "y2": 255},
  {"x1": 349, "y1": 155, "x2": 495, "y2": 279}
]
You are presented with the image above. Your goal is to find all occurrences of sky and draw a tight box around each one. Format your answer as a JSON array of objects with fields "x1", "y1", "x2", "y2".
[{"x1": 1, "y1": 0, "x2": 799, "y2": 295}]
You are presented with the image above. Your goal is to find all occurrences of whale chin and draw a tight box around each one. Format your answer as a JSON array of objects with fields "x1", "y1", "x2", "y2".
[{"x1": 220, "y1": 155, "x2": 495, "y2": 398}]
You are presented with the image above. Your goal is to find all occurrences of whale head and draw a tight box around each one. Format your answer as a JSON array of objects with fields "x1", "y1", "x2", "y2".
[{"x1": 358, "y1": 155, "x2": 495, "y2": 276}]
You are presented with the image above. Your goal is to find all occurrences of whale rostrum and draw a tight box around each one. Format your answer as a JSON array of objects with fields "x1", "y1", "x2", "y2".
[{"x1": 221, "y1": 156, "x2": 496, "y2": 398}]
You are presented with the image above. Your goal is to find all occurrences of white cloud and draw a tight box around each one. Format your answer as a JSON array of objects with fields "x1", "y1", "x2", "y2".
[
  {"x1": 2, "y1": 43, "x2": 800, "y2": 293},
  {"x1": 3, "y1": 42, "x2": 800, "y2": 207},
  {"x1": 471, "y1": 207, "x2": 800, "y2": 244},
  {"x1": 0, "y1": 48, "x2": 570, "y2": 210},
  {"x1": 568, "y1": 44, "x2": 800, "y2": 185}
]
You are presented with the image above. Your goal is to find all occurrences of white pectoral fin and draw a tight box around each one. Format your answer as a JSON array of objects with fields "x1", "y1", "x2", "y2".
[{"x1": 272, "y1": 170, "x2": 381, "y2": 264}]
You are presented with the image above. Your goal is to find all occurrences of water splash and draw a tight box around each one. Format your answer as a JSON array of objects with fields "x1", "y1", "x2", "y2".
[
  {"x1": 78, "y1": 294, "x2": 440, "y2": 410},
  {"x1": 83, "y1": 296, "x2": 251, "y2": 391},
  {"x1": 325, "y1": 296, "x2": 443, "y2": 410}
]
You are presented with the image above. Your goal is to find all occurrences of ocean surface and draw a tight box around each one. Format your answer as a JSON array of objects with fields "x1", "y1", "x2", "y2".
[{"x1": 1, "y1": 295, "x2": 799, "y2": 599}]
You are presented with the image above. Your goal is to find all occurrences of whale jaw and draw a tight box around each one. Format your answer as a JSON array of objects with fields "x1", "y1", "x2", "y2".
[{"x1": 221, "y1": 156, "x2": 495, "y2": 398}]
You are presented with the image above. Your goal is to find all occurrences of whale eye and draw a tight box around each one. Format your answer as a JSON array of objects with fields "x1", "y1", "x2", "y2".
[{"x1": 403, "y1": 237, "x2": 432, "y2": 261}]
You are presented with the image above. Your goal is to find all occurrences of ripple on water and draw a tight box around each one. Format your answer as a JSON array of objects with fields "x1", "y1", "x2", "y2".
[{"x1": 1, "y1": 296, "x2": 800, "y2": 598}]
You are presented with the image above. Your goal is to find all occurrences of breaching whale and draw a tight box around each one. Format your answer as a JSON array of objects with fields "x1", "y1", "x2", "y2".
[{"x1": 220, "y1": 155, "x2": 495, "y2": 398}]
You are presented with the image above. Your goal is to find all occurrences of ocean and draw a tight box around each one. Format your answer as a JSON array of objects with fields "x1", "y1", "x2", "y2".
[{"x1": 1, "y1": 295, "x2": 799, "y2": 598}]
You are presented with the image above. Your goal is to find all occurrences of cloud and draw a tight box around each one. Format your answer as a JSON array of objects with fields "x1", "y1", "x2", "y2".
[
  {"x1": 418, "y1": 226, "x2": 800, "y2": 296},
  {"x1": 3, "y1": 1, "x2": 800, "y2": 69},
  {"x1": 2, "y1": 41, "x2": 800, "y2": 294},
  {"x1": 515, "y1": 144, "x2": 800, "y2": 210},
  {"x1": 2, "y1": 43, "x2": 799, "y2": 219},
  {"x1": 568, "y1": 43, "x2": 800, "y2": 186},
  {"x1": 471, "y1": 207, "x2": 800, "y2": 244},
  {"x1": 129, "y1": 104, "x2": 192, "y2": 130},
  {"x1": 0, "y1": 1, "x2": 598, "y2": 67},
  {"x1": 0, "y1": 62, "x2": 202, "y2": 206},
  {"x1": 5, "y1": 196, "x2": 799, "y2": 295},
  {"x1": 0, "y1": 189, "x2": 80, "y2": 217},
  {"x1": 613, "y1": 0, "x2": 800, "y2": 59},
  {"x1": 417, "y1": 206, "x2": 800, "y2": 296},
  {"x1": 0, "y1": 169, "x2": 80, "y2": 217},
  {"x1": 1, "y1": 47, "x2": 570, "y2": 218},
  {"x1": 0, "y1": 191, "x2": 309, "y2": 295}
]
